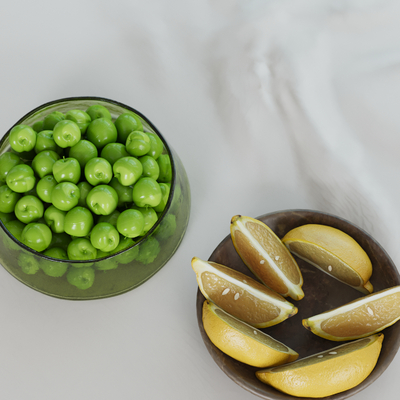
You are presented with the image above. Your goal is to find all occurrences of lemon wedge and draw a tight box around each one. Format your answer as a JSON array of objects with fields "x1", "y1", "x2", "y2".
[
  {"x1": 303, "y1": 285, "x2": 400, "y2": 341},
  {"x1": 192, "y1": 257, "x2": 297, "y2": 328},
  {"x1": 230, "y1": 215, "x2": 304, "y2": 301},
  {"x1": 282, "y1": 224, "x2": 373, "y2": 294},
  {"x1": 202, "y1": 300, "x2": 299, "y2": 368},
  {"x1": 256, "y1": 333, "x2": 384, "y2": 398}
]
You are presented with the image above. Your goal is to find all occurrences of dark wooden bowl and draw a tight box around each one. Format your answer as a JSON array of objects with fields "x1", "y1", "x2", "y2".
[{"x1": 196, "y1": 209, "x2": 400, "y2": 399}]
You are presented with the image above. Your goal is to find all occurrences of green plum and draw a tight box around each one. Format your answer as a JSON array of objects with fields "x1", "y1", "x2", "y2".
[
  {"x1": 0, "y1": 185, "x2": 21, "y2": 213},
  {"x1": 95, "y1": 249, "x2": 111, "y2": 259},
  {"x1": 40, "y1": 249, "x2": 68, "y2": 277},
  {"x1": 69, "y1": 140, "x2": 98, "y2": 168},
  {"x1": 84, "y1": 157, "x2": 113, "y2": 186},
  {"x1": 32, "y1": 150, "x2": 60, "y2": 178},
  {"x1": 110, "y1": 236, "x2": 139, "y2": 264},
  {"x1": 6, "y1": 164, "x2": 36, "y2": 193},
  {"x1": 86, "y1": 118, "x2": 117, "y2": 149},
  {"x1": 67, "y1": 238, "x2": 97, "y2": 261},
  {"x1": 48, "y1": 232, "x2": 71, "y2": 251},
  {"x1": 86, "y1": 104, "x2": 112, "y2": 121},
  {"x1": 36, "y1": 175, "x2": 57, "y2": 203},
  {"x1": 65, "y1": 109, "x2": 92, "y2": 133},
  {"x1": 15, "y1": 195, "x2": 44, "y2": 223},
  {"x1": 113, "y1": 156, "x2": 143, "y2": 186},
  {"x1": 100, "y1": 142, "x2": 129, "y2": 165},
  {"x1": 86, "y1": 185, "x2": 118, "y2": 216},
  {"x1": 52, "y1": 157, "x2": 81, "y2": 184},
  {"x1": 155, "y1": 213, "x2": 176, "y2": 240},
  {"x1": 77, "y1": 181, "x2": 93, "y2": 207},
  {"x1": 132, "y1": 177, "x2": 162, "y2": 208},
  {"x1": 114, "y1": 112, "x2": 143, "y2": 143},
  {"x1": 154, "y1": 182, "x2": 170, "y2": 213},
  {"x1": 18, "y1": 252, "x2": 40, "y2": 275},
  {"x1": 0, "y1": 211, "x2": 17, "y2": 223},
  {"x1": 0, "y1": 152, "x2": 22, "y2": 183},
  {"x1": 34, "y1": 130, "x2": 63, "y2": 155},
  {"x1": 139, "y1": 155, "x2": 160, "y2": 180},
  {"x1": 109, "y1": 177, "x2": 133, "y2": 206},
  {"x1": 98, "y1": 209, "x2": 120, "y2": 227},
  {"x1": 53, "y1": 120, "x2": 81, "y2": 148},
  {"x1": 21, "y1": 222, "x2": 52, "y2": 252},
  {"x1": 12, "y1": 148, "x2": 37, "y2": 161},
  {"x1": 51, "y1": 182, "x2": 80, "y2": 211},
  {"x1": 64, "y1": 206, "x2": 94, "y2": 237},
  {"x1": 157, "y1": 154, "x2": 172, "y2": 182},
  {"x1": 43, "y1": 247, "x2": 68, "y2": 260},
  {"x1": 4, "y1": 219, "x2": 25, "y2": 241},
  {"x1": 90, "y1": 222, "x2": 120, "y2": 252},
  {"x1": 136, "y1": 236, "x2": 160, "y2": 264},
  {"x1": 146, "y1": 132, "x2": 164, "y2": 160},
  {"x1": 24, "y1": 185, "x2": 39, "y2": 198},
  {"x1": 131, "y1": 205, "x2": 158, "y2": 235},
  {"x1": 42, "y1": 112, "x2": 65, "y2": 130},
  {"x1": 32, "y1": 120, "x2": 44, "y2": 133},
  {"x1": 67, "y1": 266, "x2": 95, "y2": 289},
  {"x1": 9, "y1": 125, "x2": 37, "y2": 153},
  {"x1": 116, "y1": 208, "x2": 144, "y2": 238},
  {"x1": 44, "y1": 205, "x2": 66, "y2": 233},
  {"x1": 94, "y1": 256, "x2": 119, "y2": 271},
  {"x1": 126, "y1": 131, "x2": 151, "y2": 157}
]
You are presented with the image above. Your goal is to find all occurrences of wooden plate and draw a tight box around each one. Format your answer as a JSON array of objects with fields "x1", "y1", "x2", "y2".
[{"x1": 196, "y1": 209, "x2": 400, "y2": 399}]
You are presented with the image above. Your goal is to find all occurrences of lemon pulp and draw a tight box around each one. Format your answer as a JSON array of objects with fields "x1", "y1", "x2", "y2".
[
  {"x1": 202, "y1": 300, "x2": 299, "y2": 368},
  {"x1": 192, "y1": 257, "x2": 297, "y2": 328},
  {"x1": 231, "y1": 215, "x2": 304, "y2": 300}
]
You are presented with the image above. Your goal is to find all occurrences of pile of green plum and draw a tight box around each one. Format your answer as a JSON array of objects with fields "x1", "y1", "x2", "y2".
[{"x1": 0, "y1": 104, "x2": 174, "y2": 289}]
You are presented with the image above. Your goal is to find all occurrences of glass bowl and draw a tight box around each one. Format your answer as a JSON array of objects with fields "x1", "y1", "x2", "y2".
[
  {"x1": 196, "y1": 209, "x2": 400, "y2": 399},
  {"x1": 0, "y1": 97, "x2": 191, "y2": 300}
]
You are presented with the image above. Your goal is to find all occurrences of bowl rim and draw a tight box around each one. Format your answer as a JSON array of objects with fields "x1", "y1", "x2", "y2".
[
  {"x1": 196, "y1": 208, "x2": 400, "y2": 400},
  {"x1": 0, "y1": 96, "x2": 177, "y2": 263}
]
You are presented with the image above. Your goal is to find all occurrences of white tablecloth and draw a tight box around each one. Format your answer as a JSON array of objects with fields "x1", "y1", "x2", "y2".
[{"x1": 0, "y1": 1, "x2": 399, "y2": 399}]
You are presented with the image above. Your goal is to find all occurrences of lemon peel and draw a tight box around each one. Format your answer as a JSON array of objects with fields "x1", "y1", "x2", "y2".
[
  {"x1": 202, "y1": 300, "x2": 299, "y2": 368},
  {"x1": 256, "y1": 333, "x2": 384, "y2": 398}
]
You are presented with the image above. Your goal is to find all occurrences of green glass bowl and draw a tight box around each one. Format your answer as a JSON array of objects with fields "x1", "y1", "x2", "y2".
[{"x1": 0, "y1": 97, "x2": 191, "y2": 300}]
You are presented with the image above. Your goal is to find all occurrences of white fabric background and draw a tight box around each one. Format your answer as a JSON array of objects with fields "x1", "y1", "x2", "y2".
[{"x1": 0, "y1": 0, "x2": 399, "y2": 399}]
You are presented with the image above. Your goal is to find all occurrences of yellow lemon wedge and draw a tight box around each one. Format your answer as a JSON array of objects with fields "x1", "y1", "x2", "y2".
[
  {"x1": 282, "y1": 224, "x2": 373, "y2": 294},
  {"x1": 303, "y1": 285, "x2": 400, "y2": 341},
  {"x1": 202, "y1": 300, "x2": 299, "y2": 368},
  {"x1": 256, "y1": 333, "x2": 384, "y2": 398},
  {"x1": 230, "y1": 215, "x2": 304, "y2": 301},
  {"x1": 192, "y1": 257, "x2": 297, "y2": 328}
]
